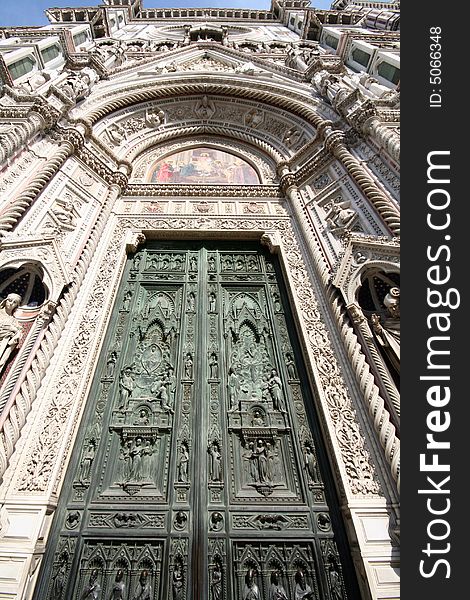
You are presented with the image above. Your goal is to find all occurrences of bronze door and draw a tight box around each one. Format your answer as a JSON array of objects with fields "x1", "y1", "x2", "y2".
[{"x1": 34, "y1": 241, "x2": 359, "y2": 600}]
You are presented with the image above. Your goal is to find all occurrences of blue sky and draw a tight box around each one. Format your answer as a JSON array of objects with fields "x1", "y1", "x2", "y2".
[{"x1": 1, "y1": 0, "x2": 332, "y2": 27}]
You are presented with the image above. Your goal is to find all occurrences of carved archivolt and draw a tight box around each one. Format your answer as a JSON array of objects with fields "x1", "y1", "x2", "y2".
[{"x1": 15, "y1": 214, "x2": 383, "y2": 500}]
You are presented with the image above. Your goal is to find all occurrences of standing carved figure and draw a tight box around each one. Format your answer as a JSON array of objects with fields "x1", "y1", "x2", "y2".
[
  {"x1": 133, "y1": 570, "x2": 151, "y2": 600},
  {"x1": 268, "y1": 369, "x2": 286, "y2": 412},
  {"x1": 328, "y1": 564, "x2": 343, "y2": 600},
  {"x1": 211, "y1": 561, "x2": 222, "y2": 600},
  {"x1": 184, "y1": 353, "x2": 193, "y2": 379},
  {"x1": 51, "y1": 555, "x2": 68, "y2": 600},
  {"x1": 227, "y1": 367, "x2": 240, "y2": 411},
  {"x1": 118, "y1": 367, "x2": 135, "y2": 410},
  {"x1": 172, "y1": 562, "x2": 184, "y2": 600},
  {"x1": 81, "y1": 569, "x2": 101, "y2": 600},
  {"x1": 79, "y1": 440, "x2": 96, "y2": 482},
  {"x1": 0, "y1": 293, "x2": 22, "y2": 376},
  {"x1": 177, "y1": 443, "x2": 189, "y2": 482},
  {"x1": 109, "y1": 570, "x2": 126, "y2": 600},
  {"x1": 242, "y1": 569, "x2": 260, "y2": 600},
  {"x1": 294, "y1": 570, "x2": 314, "y2": 600},
  {"x1": 209, "y1": 353, "x2": 218, "y2": 379},
  {"x1": 268, "y1": 571, "x2": 288, "y2": 600},
  {"x1": 106, "y1": 348, "x2": 118, "y2": 378},
  {"x1": 255, "y1": 440, "x2": 268, "y2": 483},
  {"x1": 304, "y1": 444, "x2": 320, "y2": 484},
  {"x1": 208, "y1": 441, "x2": 222, "y2": 482}
]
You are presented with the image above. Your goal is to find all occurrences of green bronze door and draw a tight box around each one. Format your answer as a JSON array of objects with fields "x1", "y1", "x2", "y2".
[{"x1": 34, "y1": 241, "x2": 359, "y2": 600}]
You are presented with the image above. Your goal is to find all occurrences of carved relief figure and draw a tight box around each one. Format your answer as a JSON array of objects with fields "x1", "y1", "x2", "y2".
[
  {"x1": 304, "y1": 444, "x2": 320, "y2": 484},
  {"x1": 209, "y1": 353, "x2": 218, "y2": 379},
  {"x1": 195, "y1": 95, "x2": 216, "y2": 119},
  {"x1": 255, "y1": 439, "x2": 269, "y2": 483},
  {"x1": 244, "y1": 442, "x2": 258, "y2": 483},
  {"x1": 294, "y1": 570, "x2": 314, "y2": 600},
  {"x1": 328, "y1": 564, "x2": 343, "y2": 600},
  {"x1": 106, "y1": 348, "x2": 118, "y2": 378},
  {"x1": 80, "y1": 569, "x2": 101, "y2": 600},
  {"x1": 177, "y1": 443, "x2": 189, "y2": 482},
  {"x1": 371, "y1": 286, "x2": 400, "y2": 374},
  {"x1": 51, "y1": 555, "x2": 68, "y2": 599},
  {"x1": 52, "y1": 201, "x2": 76, "y2": 227},
  {"x1": 172, "y1": 562, "x2": 184, "y2": 599},
  {"x1": 268, "y1": 369, "x2": 286, "y2": 412},
  {"x1": 78, "y1": 440, "x2": 96, "y2": 482},
  {"x1": 285, "y1": 353, "x2": 296, "y2": 379},
  {"x1": 208, "y1": 441, "x2": 222, "y2": 482},
  {"x1": 109, "y1": 570, "x2": 126, "y2": 600},
  {"x1": 268, "y1": 571, "x2": 288, "y2": 600},
  {"x1": 107, "y1": 122, "x2": 127, "y2": 146},
  {"x1": 209, "y1": 292, "x2": 217, "y2": 312},
  {"x1": 132, "y1": 570, "x2": 151, "y2": 600},
  {"x1": 118, "y1": 367, "x2": 135, "y2": 410},
  {"x1": 0, "y1": 293, "x2": 22, "y2": 376},
  {"x1": 211, "y1": 561, "x2": 222, "y2": 600},
  {"x1": 145, "y1": 107, "x2": 165, "y2": 128},
  {"x1": 242, "y1": 569, "x2": 260, "y2": 600},
  {"x1": 184, "y1": 353, "x2": 193, "y2": 379},
  {"x1": 227, "y1": 367, "x2": 240, "y2": 411}
]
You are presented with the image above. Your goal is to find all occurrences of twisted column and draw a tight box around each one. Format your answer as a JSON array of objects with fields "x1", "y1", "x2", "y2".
[
  {"x1": 323, "y1": 129, "x2": 400, "y2": 236},
  {"x1": 0, "y1": 112, "x2": 46, "y2": 166},
  {"x1": 0, "y1": 140, "x2": 74, "y2": 236}
]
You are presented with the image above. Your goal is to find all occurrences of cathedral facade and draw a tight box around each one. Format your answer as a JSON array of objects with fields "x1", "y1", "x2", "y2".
[{"x1": 0, "y1": 1, "x2": 400, "y2": 599}]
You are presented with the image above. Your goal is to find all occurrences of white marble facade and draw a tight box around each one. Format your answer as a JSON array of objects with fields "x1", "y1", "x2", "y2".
[{"x1": 0, "y1": 2, "x2": 400, "y2": 598}]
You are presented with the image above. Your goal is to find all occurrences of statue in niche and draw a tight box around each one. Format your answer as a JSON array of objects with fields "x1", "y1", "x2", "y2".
[
  {"x1": 268, "y1": 571, "x2": 288, "y2": 600},
  {"x1": 285, "y1": 353, "x2": 296, "y2": 379},
  {"x1": 51, "y1": 554, "x2": 68, "y2": 599},
  {"x1": 272, "y1": 292, "x2": 282, "y2": 313},
  {"x1": 227, "y1": 367, "x2": 240, "y2": 411},
  {"x1": 265, "y1": 441, "x2": 279, "y2": 483},
  {"x1": 189, "y1": 256, "x2": 198, "y2": 271},
  {"x1": 268, "y1": 369, "x2": 286, "y2": 413},
  {"x1": 208, "y1": 441, "x2": 222, "y2": 482},
  {"x1": 80, "y1": 569, "x2": 101, "y2": 600},
  {"x1": 78, "y1": 439, "x2": 96, "y2": 482},
  {"x1": 211, "y1": 561, "x2": 222, "y2": 600},
  {"x1": 172, "y1": 562, "x2": 184, "y2": 600},
  {"x1": 0, "y1": 293, "x2": 22, "y2": 377},
  {"x1": 209, "y1": 353, "x2": 218, "y2": 379},
  {"x1": 188, "y1": 292, "x2": 196, "y2": 312},
  {"x1": 328, "y1": 564, "x2": 343, "y2": 600},
  {"x1": 195, "y1": 95, "x2": 216, "y2": 119},
  {"x1": 141, "y1": 439, "x2": 154, "y2": 480},
  {"x1": 165, "y1": 365, "x2": 177, "y2": 405},
  {"x1": 132, "y1": 570, "x2": 151, "y2": 600},
  {"x1": 106, "y1": 347, "x2": 118, "y2": 378},
  {"x1": 118, "y1": 367, "x2": 135, "y2": 410},
  {"x1": 184, "y1": 353, "x2": 193, "y2": 379},
  {"x1": 371, "y1": 286, "x2": 400, "y2": 374},
  {"x1": 244, "y1": 441, "x2": 258, "y2": 483},
  {"x1": 177, "y1": 443, "x2": 189, "y2": 482},
  {"x1": 304, "y1": 443, "x2": 320, "y2": 484},
  {"x1": 294, "y1": 570, "x2": 314, "y2": 600},
  {"x1": 135, "y1": 409, "x2": 150, "y2": 425},
  {"x1": 129, "y1": 438, "x2": 144, "y2": 481},
  {"x1": 109, "y1": 570, "x2": 126, "y2": 600},
  {"x1": 122, "y1": 289, "x2": 133, "y2": 311},
  {"x1": 145, "y1": 107, "x2": 165, "y2": 128},
  {"x1": 208, "y1": 256, "x2": 216, "y2": 272},
  {"x1": 209, "y1": 292, "x2": 217, "y2": 313},
  {"x1": 255, "y1": 439, "x2": 269, "y2": 483},
  {"x1": 242, "y1": 569, "x2": 260, "y2": 600}
]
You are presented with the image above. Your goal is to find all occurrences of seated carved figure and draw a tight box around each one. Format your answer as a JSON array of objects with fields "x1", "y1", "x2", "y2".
[{"x1": 0, "y1": 293, "x2": 22, "y2": 377}]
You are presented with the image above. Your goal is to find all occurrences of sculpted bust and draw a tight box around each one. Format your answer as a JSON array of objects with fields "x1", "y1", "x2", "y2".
[{"x1": 0, "y1": 293, "x2": 23, "y2": 376}]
